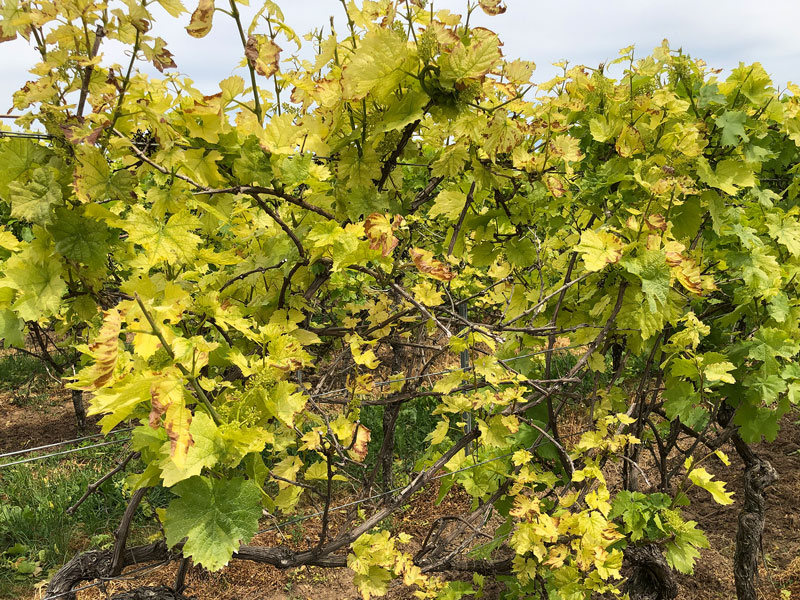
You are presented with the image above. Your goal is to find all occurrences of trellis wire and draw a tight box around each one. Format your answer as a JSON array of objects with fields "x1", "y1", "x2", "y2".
[
  {"x1": 0, "y1": 347, "x2": 569, "y2": 467},
  {"x1": 307, "y1": 347, "x2": 561, "y2": 399},
  {"x1": 0, "y1": 427, "x2": 135, "y2": 460},
  {"x1": 0, "y1": 439, "x2": 129, "y2": 469}
]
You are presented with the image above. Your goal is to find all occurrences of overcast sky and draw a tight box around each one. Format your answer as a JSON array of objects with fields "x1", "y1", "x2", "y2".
[{"x1": 2, "y1": 0, "x2": 800, "y2": 113}]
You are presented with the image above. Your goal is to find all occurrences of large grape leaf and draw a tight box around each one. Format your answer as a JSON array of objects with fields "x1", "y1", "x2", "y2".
[
  {"x1": 4, "y1": 250, "x2": 66, "y2": 320},
  {"x1": 159, "y1": 411, "x2": 266, "y2": 486},
  {"x1": 576, "y1": 230, "x2": 623, "y2": 272},
  {"x1": 342, "y1": 28, "x2": 409, "y2": 100},
  {"x1": 0, "y1": 138, "x2": 50, "y2": 198},
  {"x1": 8, "y1": 166, "x2": 61, "y2": 225},
  {"x1": 125, "y1": 207, "x2": 201, "y2": 266},
  {"x1": 164, "y1": 476, "x2": 261, "y2": 571},
  {"x1": 440, "y1": 31, "x2": 502, "y2": 83},
  {"x1": 49, "y1": 207, "x2": 114, "y2": 270},
  {"x1": 73, "y1": 146, "x2": 134, "y2": 203},
  {"x1": 622, "y1": 250, "x2": 671, "y2": 312}
]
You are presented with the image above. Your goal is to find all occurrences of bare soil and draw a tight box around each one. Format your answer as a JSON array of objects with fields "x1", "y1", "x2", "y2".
[{"x1": 0, "y1": 389, "x2": 100, "y2": 454}]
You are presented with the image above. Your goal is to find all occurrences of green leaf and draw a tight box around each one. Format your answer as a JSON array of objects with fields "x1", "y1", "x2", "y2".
[
  {"x1": 8, "y1": 167, "x2": 61, "y2": 225},
  {"x1": 380, "y1": 90, "x2": 429, "y2": 132},
  {"x1": 73, "y1": 146, "x2": 134, "y2": 203},
  {"x1": 0, "y1": 138, "x2": 51, "y2": 198},
  {"x1": 4, "y1": 250, "x2": 66, "y2": 320},
  {"x1": 697, "y1": 158, "x2": 755, "y2": 195},
  {"x1": 765, "y1": 212, "x2": 800, "y2": 256},
  {"x1": 665, "y1": 520, "x2": 708, "y2": 574},
  {"x1": 662, "y1": 380, "x2": 706, "y2": 429},
  {"x1": 163, "y1": 476, "x2": 261, "y2": 571},
  {"x1": 622, "y1": 250, "x2": 671, "y2": 311},
  {"x1": 0, "y1": 308, "x2": 25, "y2": 347},
  {"x1": 767, "y1": 291, "x2": 791, "y2": 323},
  {"x1": 734, "y1": 399, "x2": 784, "y2": 443},
  {"x1": 49, "y1": 208, "x2": 114, "y2": 270},
  {"x1": 728, "y1": 248, "x2": 781, "y2": 294},
  {"x1": 714, "y1": 111, "x2": 749, "y2": 147}
]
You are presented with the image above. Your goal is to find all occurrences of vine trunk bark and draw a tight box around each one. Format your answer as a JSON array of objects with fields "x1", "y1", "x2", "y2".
[
  {"x1": 732, "y1": 440, "x2": 778, "y2": 600},
  {"x1": 622, "y1": 544, "x2": 679, "y2": 600}
]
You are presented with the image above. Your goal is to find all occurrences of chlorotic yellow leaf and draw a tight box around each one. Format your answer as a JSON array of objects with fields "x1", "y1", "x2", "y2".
[
  {"x1": 576, "y1": 230, "x2": 624, "y2": 272},
  {"x1": 409, "y1": 248, "x2": 456, "y2": 281},
  {"x1": 364, "y1": 213, "x2": 403, "y2": 257},
  {"x1": 150, "y1": 374, "x2": 194, "y2": 468},
  {"x1": 688, "y1": 466, "x2": 734, "y2": 505},
  {"x1": 245, "y1": 35, "x2": 281, "y2": 78},
  {"x1": 72, "y1": 309, "x2": 122, "y2": 391},
  {"x1": 342, "y1": 28, "x2": 409, "y2": 100},
  {"x1": 186, "y1": 0, "x2": 214, "y2": 38}
]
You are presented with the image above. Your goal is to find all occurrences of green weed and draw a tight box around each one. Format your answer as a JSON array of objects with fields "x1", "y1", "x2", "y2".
[
  {"x1": 0, "y1": 352, "x2": 53, "y2": 408},
  {"x1": 0, "y1": 444, "x2": 164, "y2": 599}
]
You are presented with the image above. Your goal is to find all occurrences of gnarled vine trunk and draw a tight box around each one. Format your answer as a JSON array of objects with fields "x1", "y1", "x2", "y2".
[
  {"x1": 110, "y1": 586, "x2": 189, "y2": 600},
  {"x1": 733, "y1": 450, "x2": 778, "y2": 600},
  {"x1": 622, "y1": 544, "x2": 679, "y2": 600}
]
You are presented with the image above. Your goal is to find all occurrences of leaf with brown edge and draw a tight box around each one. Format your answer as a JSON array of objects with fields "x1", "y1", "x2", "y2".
[
  {"x1": 675, "y1": 257, "x2": 703, "y2": 296},
  {"x1": 664, "y1": 241, "x2": 703, "y2": 294},
  {"x1": 73, "y1": 309, "x2": 122, "y2": 391},
  {"x1": 410, "y1": 248, "x2": 456, "y2": 281},
  {"x1": 151, "y1": 37, "x2": 177, "y2": 72},
  {"x1": 186, "y1": 0, "x2": 214, "y2": 38},
  {"x1": 245, "y1": 35, "x2": 282, "y2": 78},
  {"x1": 664, "y1": 240, "x2": 686, "y2": 267},
  {"x1": 646, "y1": 213, "x2": 667, "y2": 231},
  {"x1": 544, "y1": 174, "x2": 567, "y2": 198},
  {"x1": 151, "y1": 374, "x2": 194, "y2": 468},
  {"x1": 365, "y1": 213, "x2": 403, "y2": 257},
  {"x1": 349, "y1": 424, "x2": 371, "y2": 462},
  {"x1": 478, "y1": 0, "x2": 507, "y2": 15},
  {"x1": 60, "y1": 120, "x2": 109, "y2": 146}
]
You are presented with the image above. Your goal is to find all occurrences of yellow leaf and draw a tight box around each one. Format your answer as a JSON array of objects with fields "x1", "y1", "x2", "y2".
[
  {"x1": 186, "y1": 0, "x2": 214, "y2": 38},
  {"x1": 427, "y1": 419, "x2": 450, "y2": 445},
  {"x1": 575, "y1": 230, "x2": 623, "y2": 272},
  {"x1": 72, "y1": 309, "x2": 122, "y2": 391},
  {"x1": 245, "y1": 35, "x2": 281, "y2": 78},
  {"x1": 151, "y1": 374, "x2": 194, "y2": 468},
  {"x1": 409, "y1": 248, "x2": 456, "y2": 281},
  {"x1": 616, "y1": 125, "x2": 645, "y2": 158},
  {"x1": 687, "y1": 465, "x2": 734, "y2": 505}
]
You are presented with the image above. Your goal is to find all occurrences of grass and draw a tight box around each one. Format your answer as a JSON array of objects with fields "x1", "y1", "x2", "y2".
[
  {"x1": 359, "y1": 394, "x2": 442, "y2": 481},
  {"x1": 0, "y1": 444, "x2": 166, "y2": 599},
  {"x1": 0, "y1": 351, "x2": 55, "y2": 408}
]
